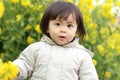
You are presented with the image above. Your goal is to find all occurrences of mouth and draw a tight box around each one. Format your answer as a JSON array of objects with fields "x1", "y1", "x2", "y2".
[
  {"x1": 58, "y1": 36, "x2": 66, "y2": 40},
  {"x1": 59, "y1": 36, "x2": 65, "y2": 38}
]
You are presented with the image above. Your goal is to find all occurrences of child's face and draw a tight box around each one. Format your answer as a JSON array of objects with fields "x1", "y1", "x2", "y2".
[{"x1": 48, "y1": 14, "x2": 77, "y2": 46}]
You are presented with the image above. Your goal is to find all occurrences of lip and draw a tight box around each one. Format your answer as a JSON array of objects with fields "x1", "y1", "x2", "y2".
[
  {"x1": 58, "y1": 36, "x2": 66, "y2": 40},
  {"x1": 59, "y1": 36, "x2": 65, "y2": 38}
]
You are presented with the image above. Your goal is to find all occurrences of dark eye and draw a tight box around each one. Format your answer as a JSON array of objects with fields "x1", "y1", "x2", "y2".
[
  {"x1": 67, "y1": 24, "x2": 73, "y2": 28},
  {"x1": 55, "y1": 23, "x2": 60, "y2": 26}
]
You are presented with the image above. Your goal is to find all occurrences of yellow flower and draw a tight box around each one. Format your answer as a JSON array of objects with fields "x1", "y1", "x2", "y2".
[
  {"x1": 116, "y1": 46, "x2": 120, "y2": 54},
  {"x1": 104, "y1": 71, "x2": 111, "y2": 78},
  {"x1": 37, "y1": 5, "x2": 42, "y2": 10},
  {"x1": 97, "y1": 44, "x2": 105, "y2": 56},
  {"x1": 100, "y1": 27, "x2": 110, "y2": 35},
  {"x1": 112, "y1": 33, "x2": 120, "y2": 41},
  {"x1": 35, "y1": 5, "x2": 42, "y2": 11},
  {"x1": 99, "y1": 2, "x2": 115, "y2": 19},
  {"x1": 90, "y1": 30, "x2": 97, "y2": 44},
  {"x1": 66, "y1": 0, "x2": 74, "y2": 3},
  {"x1": 34, "y1": 24, "x2": 41, "y2": 33},
  {"x1": 97, "y1": 45, "x2": 104, "y2": 52},
  {"x1": 29, "y1": 4, "x2": 34, "y2": 9},
  {"x1": 107, "y1": 40, "x2": 115, "y2": 49},
  {"x1": 25, "y1": 24, "x2": 32, "y2": 31},
  {"x1": 115, "y1": 0, "x2": 120, "y2": 6},
  {"x1": 88, "y1": 23, "x2": 97, "y2": 29},
  {"x1": 92, "y1": 59, "x2": 97, "y2": 66},
  {"x1": 85, "y1": 34, "x2": 89, "y2": 41},
  {"x1": 27, "y1": 36, "x2": 34, "y2": 44},
  {"x1": 32, "y1": 4, "x2": 42, "y2": 11},
  {"x1": 10, "y1": 0, "x2": 19, "y2": 4},
  {"x1": 0, "y1": 1, "x2": 5, "y2": 18},
  {"x1": 16, "y1": 14, "x2": 22, "y2": 22},
  {"x1": 101, "y1": 3, "x2": 112, "y2": 11},
  {"x1": 21, "y1": 0, "x2": 31, "y2": 7},
  {"x1": 100, "y1": 27, "x2": 110, "y2": 39},
  {"x1": 0, "y1": 59, "x2": 19, "y2": 80}
]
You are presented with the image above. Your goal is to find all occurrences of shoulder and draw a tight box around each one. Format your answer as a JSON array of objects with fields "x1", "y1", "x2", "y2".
[
  {"x1": 28, "y1": 42, "x2": 43, "y2": 48},
  {"x1": 25, "y1": 42, "x2": 40, "y2": 50},
  {"x1": 22, "y1": 41, "x2": 45, "y2": 52},
  {"x1": 26, "y1": 41, "x2": 51, "y2": 52},
  {"x1": 29, "y1": 40, "x2": 50, "y2": 48},
  {"x1": 75, "y1": 44, "x2": 94, "y2": 58}
]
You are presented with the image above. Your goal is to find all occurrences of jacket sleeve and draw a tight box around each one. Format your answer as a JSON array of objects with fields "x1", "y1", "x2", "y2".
[
  {"x1": 13, "y1": 44, "x2": 36, "y2": 80},
  {"x1": 78, "y1": 52, "x2": 99, "y2": 80}
]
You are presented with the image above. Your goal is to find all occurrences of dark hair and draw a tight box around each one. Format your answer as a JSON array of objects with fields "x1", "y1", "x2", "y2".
[{"x1": 40, "y1": 1, "x2": 86, "y2": 41}]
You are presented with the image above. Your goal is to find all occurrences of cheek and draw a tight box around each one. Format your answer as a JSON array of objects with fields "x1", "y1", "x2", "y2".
[
  {"x1": 74, "y1": 33, "x2": 77, "y2": 37},
  {"x1": 69, "y1": 31, "x2": 77, "y2": 38},
  {"x1": 73, "y1": 28, "x2": 78, "y2": 36}
]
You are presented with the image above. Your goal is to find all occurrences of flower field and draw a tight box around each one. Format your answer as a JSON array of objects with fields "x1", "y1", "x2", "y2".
[{"x1": 0, "y1": 0, "x2": 120, "y2": 80}]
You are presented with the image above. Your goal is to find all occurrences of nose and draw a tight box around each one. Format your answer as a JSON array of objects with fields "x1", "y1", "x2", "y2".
[{"x1": 60, "y1": 27, "x2": 67, "y2": 33}]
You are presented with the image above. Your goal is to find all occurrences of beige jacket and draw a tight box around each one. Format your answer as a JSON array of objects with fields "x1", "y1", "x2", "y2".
[{"x1": 13, "y1": 35, "x2": 99, "y2": 80}]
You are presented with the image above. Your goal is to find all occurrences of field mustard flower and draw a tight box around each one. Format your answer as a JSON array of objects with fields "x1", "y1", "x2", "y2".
[
  {"x1": 101, "y1": 3, "x2": 112, "y2": 11},
  {"x1": 104, "y1": 71, "x2": 111, "y2": 78},
  {"x1": 25, "y1": 24, "x2": 32, "y2": 31},
  {"x1": 98, "y1": 2, "x2": 115, "y2": 19},
  {"x1": 100, "y1": 27, "x2": 110, "y2": 39},
  {"x1": 29, "y1": 3, "x2": 34, "y2": 9},
  {"x1": 34, "y1": 24, "x2": 41, "y2": 33},
  {"x1": 0, "y1": 59, "x2": 19, "y2": 80},
  {"x1": 66, "y1": 0, "x2": 74, "y2": 3},
  {"x1": 37, "y1": 5, "x2": 42, "y2": 10},
  {"x1": 116, "y1": 46, "x2": 120, "y2": 54},
  {"x1": 115, "y1": 0, "x2": 120, "y2": 6},
  {"x1": 27, "y1": 36, "x2": 34, "y2": 44},
  {"x1": 97, "y1": 44, "x2": 105, "y2": 56},
  {"x1": 92, "y1": 59, "x2": 97, "y2": 66},
  {"x1": 16, "y1": 14, "x2": 22, "y2": 22},
  {"x1": 32, "y1": 4, "x2": 42, "y2": 11},
  {"x1": 10, "y1": 0, "x2": 19, "y2": 4},
  {"x1": 88, "y1": 23, "x2": 97, "y2": 29},
  {"x1": 90, "y1": 30, "x2": 97, "y2": 44},
  {"x1": 0, "y1": 1, "x2": 5, "y2": 18},
  {"x1": 107, "y1": 40, "x2": 115, "y2": 49},
  {"x1": 100, "y1": 27, "x2": 110, "y2": 35},
  {"x1": 78, "y1": 0, "x2": 93, "y2": 24},
  {"x1": 21, "y1": 0, "x2": 31, "y2": 7}
]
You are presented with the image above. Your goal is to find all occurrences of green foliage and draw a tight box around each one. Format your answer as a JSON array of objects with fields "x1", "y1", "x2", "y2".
[{"x1": 0, "y1": 0, "x2": 46, "y2": 61}]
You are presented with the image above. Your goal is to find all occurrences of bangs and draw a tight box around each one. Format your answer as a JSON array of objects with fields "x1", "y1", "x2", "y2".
[
  {"x1": 49, "y1": 2, "x2": 75, "y2": 20},
  {"x1": 56, "y1": 11, "x2": 75, "y2": 20}
]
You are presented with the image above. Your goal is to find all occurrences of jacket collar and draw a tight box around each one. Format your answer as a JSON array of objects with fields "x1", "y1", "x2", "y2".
[{"x1": 41, "y1": 35, "x2": 94, "y2": 57}]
